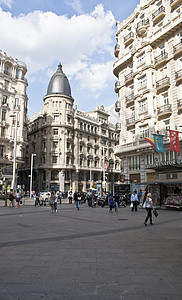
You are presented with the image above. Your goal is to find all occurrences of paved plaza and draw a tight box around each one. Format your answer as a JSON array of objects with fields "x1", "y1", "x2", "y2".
[{"x1": 0, "y1": 202, "x2": 182, "y2": 300}]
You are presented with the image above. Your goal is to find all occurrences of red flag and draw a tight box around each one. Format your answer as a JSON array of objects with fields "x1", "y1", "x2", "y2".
[{"x1": 169, "y1": 130, "x2": 181, "y2": 152}]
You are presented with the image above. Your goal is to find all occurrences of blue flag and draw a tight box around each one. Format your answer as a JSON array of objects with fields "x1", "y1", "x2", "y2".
[{"x1": 153, "y1": 134, "x2": 164, "y2": 152}]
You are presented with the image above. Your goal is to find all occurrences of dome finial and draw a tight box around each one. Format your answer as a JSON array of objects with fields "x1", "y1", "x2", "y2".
[{"x1": 57, "y1": 63, "x2": 62, "y2": 71}]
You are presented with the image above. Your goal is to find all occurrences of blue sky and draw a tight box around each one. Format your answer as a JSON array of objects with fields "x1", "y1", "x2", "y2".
[{"x1": 0, "y1": 0, "x2": 140, "y2": 118}]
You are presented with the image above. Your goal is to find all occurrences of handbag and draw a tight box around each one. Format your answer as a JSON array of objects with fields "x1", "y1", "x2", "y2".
[
  {"x1": 130, "y1": 202, "x2": 133, "y2": 208},
  {"x1": 143, "y1": 202, "x2": 146, "y2": 209},
  {"x1": 153, "y1": 210, "x2": 158, "y2": 217}
]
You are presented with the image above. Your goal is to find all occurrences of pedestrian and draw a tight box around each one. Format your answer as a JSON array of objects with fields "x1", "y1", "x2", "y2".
[
  {"x1": 15, "y1": 189, "x2": 21, "y2": 208},
  {"x1": 138, "y1": 189, "x2": 143, "y2": 203},
  {"x1": 50, "y1": 191, "x2": 55, "y2": 212},
  {"x1": 35, "y1": 191, "x2": 40, "y2": 206},
  {"x1": 9, "y1": 189, "x2": 14, "y2": 208},
  {"x1": 114, "y1": 192, "x2": 119, "y2": 212},
  {"x1": 68, "y1": 190, "x2": 73, "y2": 204},
  {"x1": 131, "y1": 190, "x2": 139, "y2": 212},
  {"x1": 74, "y1": 191, "x2": 79, "y2": 210},
  {"x1": 144, "y1": 193, "x2": 155, "y2": 226},
  {"x1": 54, "y1": 192, "x2": 58, "y2": 212},
  {"x1": 108, "y1": 193, "x2": 115, "y2": 213}
]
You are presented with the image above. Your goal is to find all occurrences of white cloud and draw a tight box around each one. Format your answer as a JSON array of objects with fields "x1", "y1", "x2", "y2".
[
  {"x1": 75, "y1": 60, "x2": 114, "y2": 92},
  {"x1": 65, "y1": 0, "x2": 84, "y2": 14},
  {"x1": 0, "y1": 0, "x2": 12, "y2": 8},
  {"x1": 0, "y1": 4, "x2": 115, "y2": 94}
]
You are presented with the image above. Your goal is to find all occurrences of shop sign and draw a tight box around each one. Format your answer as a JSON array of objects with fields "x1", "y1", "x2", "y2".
[{"x1": 146, "y1": 160, "x2": 182, "y2": 169}]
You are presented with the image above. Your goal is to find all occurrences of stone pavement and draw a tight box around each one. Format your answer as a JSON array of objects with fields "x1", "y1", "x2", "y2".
[{"x1": 0, "y1": 202, "x2": 181, "y2": 300}]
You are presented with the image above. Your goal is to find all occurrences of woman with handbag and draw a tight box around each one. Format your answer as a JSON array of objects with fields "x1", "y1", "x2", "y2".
[{"x1": 144, "y1": 193, "x2": 155, "y2": 226}]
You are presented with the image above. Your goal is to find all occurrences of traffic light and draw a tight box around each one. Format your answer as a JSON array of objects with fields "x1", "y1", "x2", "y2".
[{"x1": 105, "y1": 172, "x2": 108, "y2": 181}]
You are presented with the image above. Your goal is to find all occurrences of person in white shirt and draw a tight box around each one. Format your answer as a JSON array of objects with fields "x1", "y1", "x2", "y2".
[
  {"x1": 144, "y1": 193, "x2": 154, "y2": 226},
  {"x1": 130, "y1": 190, "x2": 139, "y2": 212}
]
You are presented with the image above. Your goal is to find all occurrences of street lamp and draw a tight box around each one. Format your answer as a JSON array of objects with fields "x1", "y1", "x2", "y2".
[
  {"x1": 10, "y1": 111, "x2": 18, "y2": 192},
  {"x1": 30, "y1": 153, "x2": 36, "y2": 198},
  {"x1": 109, "y1": 159, "x2": 114, "y2": 195},
  {"x1": 89, "y1": 159, "x2": 92, "y2": 189}
]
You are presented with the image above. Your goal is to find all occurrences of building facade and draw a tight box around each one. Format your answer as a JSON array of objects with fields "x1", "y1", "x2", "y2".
[
  {"x1": 113, "y1": 0, "x2": 182, "y2": 203},
  {"x1": 19, "y1": 64, "x2": 121, "y2": 193},
  {"x1": 0, "y1": 50, "x2": 28, "y2": 190}
]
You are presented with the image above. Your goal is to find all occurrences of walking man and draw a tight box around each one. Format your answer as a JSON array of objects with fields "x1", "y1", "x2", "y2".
[{"x1": 131, "y1": 190, "x2": 139, "y2": 212}]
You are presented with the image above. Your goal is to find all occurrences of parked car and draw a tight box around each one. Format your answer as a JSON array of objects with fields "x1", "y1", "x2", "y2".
[{"x1": 39, "y1": 192, "x2": 51, "y2": 205}]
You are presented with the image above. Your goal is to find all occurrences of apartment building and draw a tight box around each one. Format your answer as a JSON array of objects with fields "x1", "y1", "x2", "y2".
[
  {"x1": 18, "y1": 64, "x2": 121, "y2": 193},
  {"x1": 113, "y1": 0, "x2": 182, "y2": 202},
  {"x1": 0, "y1": 50, "x2": 28, "y2": 189}
]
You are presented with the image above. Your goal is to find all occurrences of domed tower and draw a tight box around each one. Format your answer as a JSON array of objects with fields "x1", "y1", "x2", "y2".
[{"x1": 41, "y1": 63, "x2": 75, "y2": 192}]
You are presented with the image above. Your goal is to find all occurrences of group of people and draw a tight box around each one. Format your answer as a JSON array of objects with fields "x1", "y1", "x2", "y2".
[{"x1": 8, "y1": 189, "x2": 21, "y2": 208}]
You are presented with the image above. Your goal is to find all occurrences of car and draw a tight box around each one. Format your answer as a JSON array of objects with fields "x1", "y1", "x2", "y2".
[{"x1": 39, "y1": 192, "x2": 51, "y2": 204}]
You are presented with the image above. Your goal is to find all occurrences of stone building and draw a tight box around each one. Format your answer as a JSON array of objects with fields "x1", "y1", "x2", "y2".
[
  {"x1": 0, "y1": 50, "x2": 28, "y2": 190},
  {"x1": 113, "y1": 0, "x2": 182, "y2": 184},
  {"x1": 19, "y1": 64, "x2": 121, "y2": 193}
]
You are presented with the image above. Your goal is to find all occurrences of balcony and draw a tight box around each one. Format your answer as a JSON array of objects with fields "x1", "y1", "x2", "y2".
[
  {"x1": 177, "y1": 99, "x2": 182, "y2": 113},
  {"x1": 152, "y1": 6, "x2": 166, "y2": 24},
  {"x1": 115, "y1": 101, "x2": 121, "y2": 112},
  {"x1": 156, "y1": 77, "x2": 170, "y2": 93},
  {"x1": 173, "y1": 41, "x2": 182, "y2": 57},
  {"x1": 115, "y1": 80, "x2": 120, "y2": 93},
  {"x1": 115, "y1": 122, "x2": 121, "y2": 132},
  {"x1": 136, "y1": 19, "x2": 149, "y2": 36},
  {"x1": 154, "y1": 52, "x2": 168, "y2": 68},
  {"x1": 124, "y1": 32, "x2": 134, "y2": 46},
  {"x1": 170, "y1": 0, "x2": 182, "y2": 9},
  {"x1": 157, "y1": 104, "x2": 172, "y2": 119},
  {"x1": 125, "y1": 92, "x2": 135, "y2": 106},
  {"x1": 114, "y1": 43, "x2": 120, "y2": 58},
  {"x1": 175, "y1": 69, "x2": 182, "y2": 85},
  {"x1": 126, "y1": 117, "x2": 136, "y2": 128},
  {"x1": 125, "y1": 71, "x2": 134, "y2": 85}
]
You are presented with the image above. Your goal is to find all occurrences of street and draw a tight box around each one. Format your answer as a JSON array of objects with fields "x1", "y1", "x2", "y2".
[{"x1": 0, "y1": 203, "x2": 182, "y2": 300}]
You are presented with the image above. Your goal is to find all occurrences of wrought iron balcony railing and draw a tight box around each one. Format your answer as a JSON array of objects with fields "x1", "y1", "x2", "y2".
[
  {"x1": 156, "y1": 77, "x2": 170, "y2": 89},
  {"x1": 154, "y1": 52, "x2": 168, "y2": 65},
  {"x1": 157, "y1": 104, "x2": 172, "y2": 114},
  {"x1": 124, "y1": 32, "x2": 134, "y2": 43},
  {"x1": 152, "y1": 6, "x2": 165, "y2": 20}
]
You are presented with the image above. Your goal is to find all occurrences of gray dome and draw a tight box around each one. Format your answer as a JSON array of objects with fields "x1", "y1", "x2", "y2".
[{"x1": 47, "y1": 63, "x2": 71, "y2": 96}]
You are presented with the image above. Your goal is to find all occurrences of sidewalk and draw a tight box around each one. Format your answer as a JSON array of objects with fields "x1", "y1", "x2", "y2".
[{"x1": 0, "y1": 203, "x2": 181, "y2": 299}]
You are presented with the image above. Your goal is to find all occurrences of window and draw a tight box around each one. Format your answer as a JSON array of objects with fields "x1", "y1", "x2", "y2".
[
  {"x1": 16, "y1": 70, "x2": 19, "y2": 79},
  {"x1": 67, "y1": 116, "x2": 71, "y2": 123},
  {"x1": 52, "y1": 156, "x2": 57, "y2": 164},
  {"x1": 1, "y1": 128, "x2": 5, "y2": 137},
  {"x1": 131, "y1": 129, "x2": 136, "y2": 141},
  {"x1": 53, "y1": 129, "x2": 58, "y2": 135},
  {"x1": 164, "y1": 119, "x2": 170, "y2": 132},
  {"x1": 138, "y1": 75, "x2": 147, "y2": 89},
  {"x1": 128, "y1": 156, "x2": 140, "y2": 170},
  {"x1": 14, "y1": 98, "x2": 19, "y2": 108},
  {"x1": 2, "y1": 95, "x2": 7, "y2": 104},
  {"x1": 145, "y1": 154, "x2": 154, "y2": 165},
  {"x1": 160, "y1": 44, "x2": 165, "y2": 56},
  {"x1": 95, "y1": 138, "x2": 97, "y2": 143},
  {"x1": 140, "y1": 125, "x2": 149, "y2": 138},
  {"x1": 0, "y1": 147, "x2": 3, "y2": 158},
  {"x1": 53, "y1": 141, "x2": 58, "y2": 149},
  {"x1": 95, "y1": 160, "x2": 98, "y2": 168},
  {"x1": 51, "y1": 170, "x2": 59, "y2": 180},
  {"x1": 87, "y1": 160, "x2": 90, "y2": 167},
  {"x1": 137, "y1": 52, "x2": 145, "y2": 66},
  {"x1": 66, "y1": 157, "x2": 70, "y2": 165},
  {"x1": 54, "y1": 115, "x2": 59, "y2": 121},
  {"x1": 87, "y1": 136, "x2": 90, "y2": 141},
  {"x1": 80, "y1": 145, "x2": 83, "y2": 152},
  {"x1": 162, "y1": 92, "x2": 169, "y2": 105},
  {"x1": 102, "y1": 129, "x2": 106, "y2": 135},
  {"x1": 87, "y1": 147, "x2": 91, "y2": 153},
  {"x1": 2, "y1": 111, "x2": 6, "y2": 121},
  {"x1": 4, "y1": 65, "x2": 9, "y2": 75},
  {"x1": 139, "y1": 99, "x2": 148, "y2": 113},
  {"x1": 66, "y1": 103, "x2": 70, "y2": 109},
  {"x1": 80, "y1": 133, "x2": 82, "y2": 140}
]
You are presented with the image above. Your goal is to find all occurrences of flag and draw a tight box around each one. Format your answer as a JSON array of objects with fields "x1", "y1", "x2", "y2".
[
  {"x1": 144, "y1": 137, "x2": 156, "y2": 149},
  {"x1": 169, "y1": 130, "x2": 181, "y2": 153},
  {"x1": 153, "y1": 134, "x2": 164, "y2": 152}
]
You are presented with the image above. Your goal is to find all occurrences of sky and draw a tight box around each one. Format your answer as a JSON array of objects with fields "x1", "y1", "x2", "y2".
[{"x1": 0, "y1": 0, "x2": 140, "y2": 120}]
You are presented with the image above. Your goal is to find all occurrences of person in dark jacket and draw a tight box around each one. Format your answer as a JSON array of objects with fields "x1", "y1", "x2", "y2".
[{"x1": 9, "y1": 189, "x2": 14, "y2": 208}]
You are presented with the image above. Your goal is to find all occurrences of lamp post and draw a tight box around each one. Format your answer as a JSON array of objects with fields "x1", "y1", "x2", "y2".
[
  {"x1": 109, "y1": 159, "x2": 114, "y2": 195},
  {"x1": 10, "y1": 111, "x2": 18, "y2": 192},
  {"x1": 30, "y1": 153, "x2": 36, "y2": 198},
  {"x1": 90, "y1": 159, "x2": 92, "y2": 189}
]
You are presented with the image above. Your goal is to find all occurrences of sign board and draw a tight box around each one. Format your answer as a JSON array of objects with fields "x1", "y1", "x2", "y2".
[{"x1": 102, "y1": 181, "x2": 106, "y2": 188}]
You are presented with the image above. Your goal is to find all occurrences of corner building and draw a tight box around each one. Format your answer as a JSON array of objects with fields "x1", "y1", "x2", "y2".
[
  {"x1": 0, "y1": 50, "x2": 28, "y2": 188},
  {"x1": 20, "y1": 64, "x2": 121, "y2": 192},
  {"x1": 113, "y1": 0, "x2": 182, "y2": 202}
]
